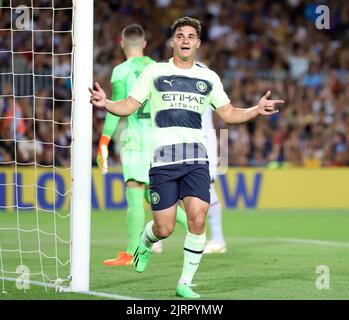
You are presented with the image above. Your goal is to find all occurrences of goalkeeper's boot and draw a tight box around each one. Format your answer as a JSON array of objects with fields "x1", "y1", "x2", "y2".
[
  {"x1": 133, "y1": 241, "x2": 152, "y2": 273},
  {"x1": 103, "y1": 252, "x2": 133, "y2": 266},
  {"x1": 176, "y1": 284, "x2": 200, "y2": 299}
]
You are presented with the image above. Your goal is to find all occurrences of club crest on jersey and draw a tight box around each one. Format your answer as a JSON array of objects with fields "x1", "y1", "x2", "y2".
[
  {"x1": 196, "y1": 81, "x2": 208, "y2": 93},
  {"x1": 151, "y1": 192, "x2": 160, "y2": 205}
]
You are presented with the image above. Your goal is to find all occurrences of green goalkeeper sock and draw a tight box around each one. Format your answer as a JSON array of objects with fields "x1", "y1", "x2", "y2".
[
  {"x1": 176, "y1": 205, "x2": 188, "y2": 231},
  {"x1": 126, "y1": 187, "x2": 145, "y2": 255},
  {"x1": 179, "y1": 232, "x2": 206, "y2": 285}
]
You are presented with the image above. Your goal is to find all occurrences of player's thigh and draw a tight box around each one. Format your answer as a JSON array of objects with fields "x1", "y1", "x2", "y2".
[
  {"x1": 182, "y1": 196, "x2": 209, "y2": 234},
  {"x1": 180, "y1": 164, "x2": 210, "y2": 232},
  {"x1": 179, "y1": 163, "x2": 211, "y2": 206},
  {"x1": 152, "y1": 203, "x2": 178, "y2": 236},
  {"x1": 149, "y1": 167, "x2": 180, "y2": 211},
  {"x1": 182, "y1": 196, "x2": 209, "y2": 223}
]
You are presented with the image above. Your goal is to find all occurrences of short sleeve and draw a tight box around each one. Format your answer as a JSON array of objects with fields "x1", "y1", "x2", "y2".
[
  {"x1": 129, "y1": 64, "x2": 152, "y2": 104},
  {"x1": 210, "y1": 73, "x2": 230, "y2": 109}
]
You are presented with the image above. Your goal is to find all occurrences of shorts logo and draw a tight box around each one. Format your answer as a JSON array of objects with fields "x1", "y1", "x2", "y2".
[
  {"x1": 151, "y1": 192, "x2": 160, "y2": 205},
  {"x1": 196, "y1": 81, "x2": 207, "y2": 93}
]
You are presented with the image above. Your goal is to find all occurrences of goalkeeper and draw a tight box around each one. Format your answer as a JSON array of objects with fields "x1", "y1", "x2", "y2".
[{"x1": 98, "y1": 24, "x2": 188, "y2": 267}]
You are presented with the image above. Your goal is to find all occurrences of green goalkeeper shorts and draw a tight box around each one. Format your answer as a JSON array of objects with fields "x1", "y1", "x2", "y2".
[{"x1": 121, "y1": 149, "x2": 150, "y2": 185}]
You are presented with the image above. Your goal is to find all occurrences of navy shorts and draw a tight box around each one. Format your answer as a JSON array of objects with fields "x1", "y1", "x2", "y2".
[{"x1": 149, "y1": 162, "x2": 211, "y2": 211}]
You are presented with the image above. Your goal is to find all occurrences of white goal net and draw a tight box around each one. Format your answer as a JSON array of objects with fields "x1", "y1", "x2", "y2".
[{"x1": 0, "y1": 0, "x2": 92, "y2": 294}]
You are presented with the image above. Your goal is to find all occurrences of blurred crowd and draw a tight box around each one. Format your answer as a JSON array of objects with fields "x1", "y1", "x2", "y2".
[
  {"x1": 0, "y1": 0, "x2": 73, "y2": 167},
  {"x1": 1, "y1": 0, "x2": 349, "y2": 167}
]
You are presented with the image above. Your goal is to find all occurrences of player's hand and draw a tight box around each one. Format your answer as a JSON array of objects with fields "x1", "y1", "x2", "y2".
[
  {"x1": 257, "y1": 91, "x2": 284, "y2": 115},
  {"x1": 97, "y1": 135, "x2": 110, "y2": 175},
  {"x1": 89, "y1": 82, "x2": 107, "y2": 108}
]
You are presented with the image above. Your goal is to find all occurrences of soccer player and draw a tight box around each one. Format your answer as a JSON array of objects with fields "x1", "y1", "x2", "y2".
[
  {"x1": 98, "y1": 24, "x2": 188, "y2": 267},
  {"x1": 202, "y1": 106, "x2": 226, "y2": 254},
  {"x1": 90, "y1": 17, "x2": 284, "y2": 298}
]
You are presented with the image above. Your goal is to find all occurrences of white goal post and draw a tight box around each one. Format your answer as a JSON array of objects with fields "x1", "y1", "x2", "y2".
[
  {"x1": 70, "y1": 0, "x2": 93, "y2": 292},
  {"x1": 0, "y1": 0, "x2": 93, "y2": 293}
]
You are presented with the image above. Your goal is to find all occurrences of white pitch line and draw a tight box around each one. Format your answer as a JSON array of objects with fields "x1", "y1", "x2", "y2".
[
  {"x1": 0, "y1": 277, "x2": 140, "y2": 300},
  {"x1": 231, "y1": 237, "x2": 349, "y2": 247}
]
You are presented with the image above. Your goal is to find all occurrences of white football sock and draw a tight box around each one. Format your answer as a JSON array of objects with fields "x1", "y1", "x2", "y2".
[{"x1": 179, "y1": 231, "x2": 206, "y2": 285}]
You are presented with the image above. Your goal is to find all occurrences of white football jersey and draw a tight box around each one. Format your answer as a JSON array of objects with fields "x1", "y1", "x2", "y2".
[{"x1": 129, "y1": 58, "x2": 230, "y2": 168}]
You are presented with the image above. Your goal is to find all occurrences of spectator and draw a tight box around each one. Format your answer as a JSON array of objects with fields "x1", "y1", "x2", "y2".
[{"x1": 1, "y1": 0, "x2": 349, "y2": 167}]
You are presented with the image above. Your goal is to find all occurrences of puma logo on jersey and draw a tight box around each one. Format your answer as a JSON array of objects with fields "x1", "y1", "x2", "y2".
[{"x1": 163, "y1": 79, "x2": 174, "y2": 86}]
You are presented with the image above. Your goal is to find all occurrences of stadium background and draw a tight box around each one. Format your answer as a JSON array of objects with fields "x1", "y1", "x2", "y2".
[
  {"x1": 1, "y1": 167, "x2": 349, "y2": 209},
  {"x1": 1, "y1": 0, "x2": 349, "y2": 209},
  {"x1": 1, "y1": 0, "x2": 349, "y2": 300}
]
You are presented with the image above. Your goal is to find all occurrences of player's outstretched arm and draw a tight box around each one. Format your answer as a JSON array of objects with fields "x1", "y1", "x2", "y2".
[
  {"x1": 215, "y1": 91, "x2": 284, "y2": 125},
  {"x1": 89, "y1": 82, "x2": 142, "y2": 116}
]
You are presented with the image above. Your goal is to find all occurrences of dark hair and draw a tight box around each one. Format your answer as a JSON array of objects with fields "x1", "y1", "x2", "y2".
[
  {"x1": 122, "y1": 23, "x2": 145, "y2": 41},
  {"x1": 170, "y1": 16, "x2": 201, "y2": 38}
]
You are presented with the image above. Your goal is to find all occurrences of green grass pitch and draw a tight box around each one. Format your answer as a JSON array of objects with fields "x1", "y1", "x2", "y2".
[{"x1": 1, "y1": 209, "x2": 349, "y2": 300}]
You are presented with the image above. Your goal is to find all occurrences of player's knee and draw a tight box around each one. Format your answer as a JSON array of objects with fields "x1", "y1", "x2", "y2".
[
  {"x1": 187, "y1": 207, "x2": 207, "y2": 232},
  {"x1": 191, "y1": 215, "x2": 206, "y2": 229},
  {"x1": 155, "y1": 225, "x2": 174, "y2": 239}
]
